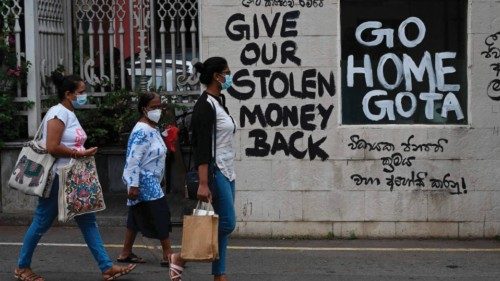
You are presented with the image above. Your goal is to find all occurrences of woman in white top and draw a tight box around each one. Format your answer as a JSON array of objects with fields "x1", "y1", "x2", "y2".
[
  {"x1": 168, "y1": 57, "x2": 237, "y2": 281},
  {"x1": 15, "y1": 72, "x2": 136, "y2": 281}
]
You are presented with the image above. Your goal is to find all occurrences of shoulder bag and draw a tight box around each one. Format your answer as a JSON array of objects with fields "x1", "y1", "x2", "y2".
[
  {"x1": 8, "y1": 117, "x2": 55, "y2": 197},
  {"x1": 184, "y1": 100, "x2": 217, "y2": 200}
]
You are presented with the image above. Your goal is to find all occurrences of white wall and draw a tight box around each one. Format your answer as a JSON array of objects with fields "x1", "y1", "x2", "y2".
[{"x1": 200, "y1": 0, "x2": 500, "y2": 238}]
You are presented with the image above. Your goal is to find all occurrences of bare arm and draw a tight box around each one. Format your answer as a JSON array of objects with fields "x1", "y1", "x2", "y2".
[
  {"x1": 45, "y1": 118, "x2": 97, "y2": 158},
  {"x1": 197, "y1": 163, "x2": 212, "y2": 202}
]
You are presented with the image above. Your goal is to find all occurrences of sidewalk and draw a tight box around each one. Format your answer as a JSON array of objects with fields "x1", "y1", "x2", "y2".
[
  {"x1": 1, "y1": 226, "x2": 500, "y2": 281},
  {"x1": 0, "y1": 193, "x2": 193, "y2": 227}
]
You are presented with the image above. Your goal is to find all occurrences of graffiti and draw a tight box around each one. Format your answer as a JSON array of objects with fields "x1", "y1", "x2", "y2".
[
  {"x1": 352, "y1": 170, "x2": 465, "y2": 194},
  {"x1": 230, "y1": 69, "x2": 334, "y2": 99},
  {"x1": 242, "y1": 0, "x2": 324, "y2": 8},
  {"x1": 347, "y1": 135, "x2": 395, "y2": 152},
  {"x1": 341, "y1": 1, "x2": 468, "y2": 125},
  {"x1": 385, "y1": 171, "x2": 427, "y2": 191},
  {"x1": 347, "y1": 134, "x2": 467, "y2": 195},
  {"x1": 240, "y1": 103, "x2": 333, "y2": 129},
  {"x1": 401, "y1": 135, "x2": 448, "y2": 152},
  {"x1": 492, "y1": 63, "x2": 500, "y2": 77},
  {"x1": 481, "y1": 32, "x2": 500, "y2": 101},
  {"x1": 351, "y1": 174, "x2": 381, "y2": 186},
  {"x1": 347, "y1": 17, "x2": 464, "y2": 122},
  {"x1": 481, "y1": 32, "x2": 500, "y2": 59},
  {"x1": 381, "y1": 153, "x2": 415, "y2": 173},
  {"x1": 245, "y1": 129, "x2": 328, "y2": 160},
  {"x1": 430, "y1": 174, "x2": 467, "y2": 195},
  {"x1": 226, "y1": 10, "x2": 335, "y2": 160},
  {"x1": 347, "y1": 134, "x2": 448, "y2": 153},
  {"x1": 487, "y1": 80, "x2": 500, "y2": 101}
]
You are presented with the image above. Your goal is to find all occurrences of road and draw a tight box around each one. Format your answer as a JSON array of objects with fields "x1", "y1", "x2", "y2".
[{"x1": 1, "y1": 226, "x2": 499, "y2": 281}]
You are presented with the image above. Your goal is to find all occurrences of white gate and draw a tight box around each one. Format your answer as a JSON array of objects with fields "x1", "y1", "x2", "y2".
[
  {"x1": 2, "y1": 0, "x2": 200, "y2": 138},
  {"x1": 0, "y1": 0, "x2": 72, "y2": 137},
  {"x1": 74, "y1": 0, "x2": 200, "y2": 101}
]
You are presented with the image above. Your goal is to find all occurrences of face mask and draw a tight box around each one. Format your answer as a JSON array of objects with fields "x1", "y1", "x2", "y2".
[
  {"x1": 71, "y1": 94, "x2": 87, "y2": 108},
  {"x1": 220, "y1": 74, "x2": 233, "y2": 90},
  {"x1": 147, "y1": 109, "x2": 162, "y2": 123}
]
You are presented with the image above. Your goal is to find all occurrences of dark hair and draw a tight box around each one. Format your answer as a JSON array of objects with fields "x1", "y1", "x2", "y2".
[
  {"x1": 193, "y1": 57, "x2": 228, "y2": 85},
  {"x1": 51, "y1": 72, "x2": 84, "y2": 101},
  {"x1": 137, "y1": 92, "x2": 158, "y2": 115}
]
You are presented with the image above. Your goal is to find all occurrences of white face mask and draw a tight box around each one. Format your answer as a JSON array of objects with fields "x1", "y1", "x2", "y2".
[{"x1": 146, "y1": 109, "x2": 162, "y2": 123}]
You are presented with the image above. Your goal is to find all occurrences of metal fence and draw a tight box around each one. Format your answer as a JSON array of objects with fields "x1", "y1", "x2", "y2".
[
  {"x1": 2, "y1": 0, "x2": 200, "y2": 137},
  {"x1": 75, "y1": 0, "x2": 200, "y2": 102}
]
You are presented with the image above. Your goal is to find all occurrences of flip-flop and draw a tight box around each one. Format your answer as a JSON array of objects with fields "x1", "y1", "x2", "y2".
[
  {"x1": 160, "y1": 259, "x2": 169, "y2": 267},
  {"x1": 116, "y1": 253, "x2": 146, "y2": 263}
]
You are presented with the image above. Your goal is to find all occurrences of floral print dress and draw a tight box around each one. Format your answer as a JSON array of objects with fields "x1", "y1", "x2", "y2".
[{"x1": 123, "y1": 122, "x2": 167, "y2": 206}]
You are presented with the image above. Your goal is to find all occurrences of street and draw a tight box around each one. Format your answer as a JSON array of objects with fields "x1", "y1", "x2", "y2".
[{"x1": 0, "y1": 226, "x2": 499, "y2": 281}]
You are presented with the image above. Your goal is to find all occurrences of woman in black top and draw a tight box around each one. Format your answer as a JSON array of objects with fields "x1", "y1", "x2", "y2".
[{"x1": 168, "y1": 57, "x2": 237, "y2": 281}]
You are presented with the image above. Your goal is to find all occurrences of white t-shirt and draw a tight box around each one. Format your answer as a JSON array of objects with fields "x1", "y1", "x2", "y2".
[
  {"x1": 42, "y1": 103, "x2": 87, "y2": 174},
  {"x1": 206, "y1": 95, "x2": 237, "y2": 181}
]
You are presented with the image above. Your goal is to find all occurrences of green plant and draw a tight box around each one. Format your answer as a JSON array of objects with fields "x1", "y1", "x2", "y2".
[
  {"x1": 75, "y1": 90, "x2": 140, "y2": 147},
  {"x1": 347, "y1": 231, "x2": 357, "y2": 240},
  {"x1": 326, "y1": 231, "x2": 335, "y2": 240},
  {"x1": 0, "y1": 24, "x2": 32, "y2": 148}
]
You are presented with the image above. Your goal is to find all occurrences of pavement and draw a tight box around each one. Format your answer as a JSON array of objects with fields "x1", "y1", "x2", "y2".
[
  {"x1": 0, "y1": 193, "x2": 196, "y2": 227},
  {"x1": 1, "y1": 226, "x2": 500, "y2": 281}
]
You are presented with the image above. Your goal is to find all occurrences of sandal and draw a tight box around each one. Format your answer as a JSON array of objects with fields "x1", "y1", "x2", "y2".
[
  {"x1": 14, "y1": 268, "x2": 44, "y2": 281},
  {"x1": 116, "y1": 253, "x2": 146, "y2": 263},
  {"x1": 102, "y1": 264, "x2": 137, "y2": 281},
  {"x1": 168, "y1": 253, "x2": 184, "y2": 281}
]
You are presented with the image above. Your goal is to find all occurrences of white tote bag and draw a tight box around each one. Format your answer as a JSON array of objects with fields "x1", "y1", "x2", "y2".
[
  {"x1": 8, "y1": 118, "x2": 55, "y2": 197},
  {"x1": 58, "y1": 157, "x2": 106, "y2": 222}
]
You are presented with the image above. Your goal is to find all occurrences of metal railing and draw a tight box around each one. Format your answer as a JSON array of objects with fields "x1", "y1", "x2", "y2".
[
  {"x1": 75, "y1": 0, "x2": 201, "y2": 105},
  {"x1": 1, "y1": 0, "x2": 201, "y2": 138}
]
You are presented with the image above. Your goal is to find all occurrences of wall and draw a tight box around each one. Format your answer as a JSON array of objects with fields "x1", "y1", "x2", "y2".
[{"x1": 200, "y1": 0, "x2": 500, "y2": 238}]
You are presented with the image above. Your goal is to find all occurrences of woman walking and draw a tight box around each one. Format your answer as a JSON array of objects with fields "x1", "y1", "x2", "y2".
[
  {"x1": 117, "y1": 92, "x2": 174, "y2": 267},
  {"x1": 169, "y1": 57, "x2": 237, "y2": 281},
  {"x1": 14, "y1": 72, "x2": 136, "y2": 281}
]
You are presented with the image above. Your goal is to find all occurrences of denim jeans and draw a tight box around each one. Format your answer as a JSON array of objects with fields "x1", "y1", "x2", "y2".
[
  {"x1": 17, "y1": 175, "x2": 113, "y2": 272},
  {"x1": 211, "y1": 168, "x2": 236, "y2": 276}
]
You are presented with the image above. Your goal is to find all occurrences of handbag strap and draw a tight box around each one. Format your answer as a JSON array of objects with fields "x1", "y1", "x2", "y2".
[
  {"x1": 33, "y1": 114, "x2": 47, "y2": 141},
  {"x1": 29, "y1": 115, "x2": 48, "y2": 151},
  {"x1": 208, "y1": 99, "x2": 217, "y2": 164},
  {"x1": 195, "y1": 200, "x2": 215, "y2": 212}
]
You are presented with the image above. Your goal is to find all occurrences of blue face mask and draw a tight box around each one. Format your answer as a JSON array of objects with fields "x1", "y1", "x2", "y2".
[
  {"x1": 71, "y1": 94, "x2": 87, "y2": 108},
  {"x1": 220, "y1": 74, "x2": 233, "y2": 90}
]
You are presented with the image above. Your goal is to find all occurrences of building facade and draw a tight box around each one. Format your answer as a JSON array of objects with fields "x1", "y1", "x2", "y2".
[{"x1": 200, "y1": 0, "x2": 500, "y2": 238}]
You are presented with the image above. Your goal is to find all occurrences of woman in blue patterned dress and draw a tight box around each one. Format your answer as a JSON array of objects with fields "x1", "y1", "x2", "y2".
[{"x1": 117, "y1": 92, "x2": 173, "y2": 266}]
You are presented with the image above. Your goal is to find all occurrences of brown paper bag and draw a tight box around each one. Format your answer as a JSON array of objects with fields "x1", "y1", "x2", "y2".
[{"x1": 180, "y1": 214, "x2": 219, "y2": 262}]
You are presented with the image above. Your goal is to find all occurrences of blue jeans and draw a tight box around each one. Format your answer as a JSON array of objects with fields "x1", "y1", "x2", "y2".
[
  {"x1": 211, "y1": 168, "x2": 236, "y2": 276},
  {"x1": 17, "y1": 175, "x2": 113, "y2": 272}
]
